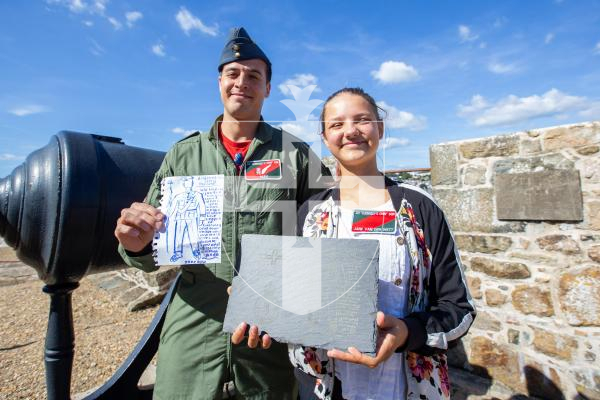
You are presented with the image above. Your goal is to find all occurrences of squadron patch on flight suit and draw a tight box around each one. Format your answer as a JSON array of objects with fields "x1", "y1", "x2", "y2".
[{"x1": 244, "y1": 159, "x2": 282, "y2": 181}]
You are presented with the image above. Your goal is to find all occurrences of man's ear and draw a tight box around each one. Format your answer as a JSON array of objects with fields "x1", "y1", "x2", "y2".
[
  {"x1": 377, "y1": 121, "x2": 384, "y2": 139},
  {"x1": 218, "y1": 74, "x2": 222, "y2": 90},
  {"x1": 265, "y1": 81, "x2": 271, "y2": 98}
]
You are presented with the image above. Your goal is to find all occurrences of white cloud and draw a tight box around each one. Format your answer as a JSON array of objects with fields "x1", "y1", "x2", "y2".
[
  {"x1": 93, "y1": 0, "x2": 107, "y2": 14},
  {"x1": 68, "y1": 0, "x2": 86, "y2": 12},
  {"x1": 89, "y1": 39, "x2": 105, "y2": 56},
  {"x1": 488, "y1": 62, "x2": 518, "y2": 74},
  {"x1": 0, "y1": 153, "x2": 25, "y2": 161},
  {"x1": 125, "y1": 11, "x2": 143, "y2": 28},
  {"x1": 46, "y1": 0, "x2": 107, "y2": 15},
  {"x1": 371, "y1": 61, "x2": 419, "y2": 84},
  {"x1": 48, "y1": 0, "x2": 130, "y2": 32},
  {"x1": 579, "y1": 102, "x2": 600, "y2": 119},
  {"x1": 278, "y1": 74, "x2": 320, "y2": 96},
  {"x1": 175, "y1": 7, "x2": 218, "y2": 36},
  {"x1": 458, "y1": 25, "x2": 478, "y2": 42},
  {"x1": 457, "y1": 94, "x2": 488, "y2": 115},
  {"x1": 594, "y1": 41, "x2": 600, "y2": 55},
  {"x1": 545, "y1": 33, "x2": 555, "y2": 44},
  {"x1": 377, "y1": 101, "x2": 427, "y2": 131},
  {"x1": 107, "y1": 16, "x2": 122, "y2": 30},
  {"x1": 380, "y1": 136, "x2": 410, "y2": 150},
  {"x1": 152, "y1": 43, "x2": 166, "y2": 57},
  {"x1": 278, "y1": 121, "x2": 321, "y2": 143},
  {"x1": 8, "y1": 105, "x2": 49, "y2": 117},
  {"x1": 171, "y1": 127, "x2": 196, "y2": 136},
  {"x1": 457, "y1": 89, "x2": 588, "y2": 127}
]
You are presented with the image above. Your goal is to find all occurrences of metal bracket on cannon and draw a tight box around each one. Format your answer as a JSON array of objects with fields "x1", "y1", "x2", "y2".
[{"x1": 0, "y1": 131, "x2": 168, "y2": 399}]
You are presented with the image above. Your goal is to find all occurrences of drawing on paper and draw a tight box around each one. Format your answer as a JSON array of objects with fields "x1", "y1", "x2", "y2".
[{"x1": 153, "y1": 175, "x2": 224, "y2": 265}]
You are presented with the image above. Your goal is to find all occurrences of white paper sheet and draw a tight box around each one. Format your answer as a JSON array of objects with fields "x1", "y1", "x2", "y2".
[{"x1": 153, "y1": 175, "x2": 224, "y2": 265}]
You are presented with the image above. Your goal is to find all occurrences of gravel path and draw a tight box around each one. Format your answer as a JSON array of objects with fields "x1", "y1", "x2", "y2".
[{"x1": 0, "y1": 267, "x2": 157, "y2": 399}]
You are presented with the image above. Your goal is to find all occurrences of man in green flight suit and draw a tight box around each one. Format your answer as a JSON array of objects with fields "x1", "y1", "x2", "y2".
[{"x1": 114, "y1": 27, "x2": 329, "y2": 399}]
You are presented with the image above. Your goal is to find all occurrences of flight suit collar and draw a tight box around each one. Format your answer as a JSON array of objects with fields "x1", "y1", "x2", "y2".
[{"x1": 208, "y1": 114, "x2": 273, "y2": 146}]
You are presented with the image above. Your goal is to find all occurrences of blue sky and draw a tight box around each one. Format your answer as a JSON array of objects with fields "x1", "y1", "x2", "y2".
[{"x1": 1, "y1": 0, "x2": 600, "y2": 177}]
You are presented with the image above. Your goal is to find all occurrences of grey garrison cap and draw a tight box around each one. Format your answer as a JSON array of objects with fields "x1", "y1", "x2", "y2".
[{"x1": 218, "y1": 27, "x2": 272, "y2": 80}]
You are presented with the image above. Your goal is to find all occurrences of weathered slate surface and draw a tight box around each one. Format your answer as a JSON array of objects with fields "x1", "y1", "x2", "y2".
[
  {"x1": 223, "y1": 234, "x2": 379, "y2": 353},
  {"x1": 495, "y1": 170, "x2": 583, "y2": 221}
]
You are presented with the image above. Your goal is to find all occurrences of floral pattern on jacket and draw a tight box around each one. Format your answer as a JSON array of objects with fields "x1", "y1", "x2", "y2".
[{"x1": 288, "y1": 193, "x2": 452, "y2": 400}]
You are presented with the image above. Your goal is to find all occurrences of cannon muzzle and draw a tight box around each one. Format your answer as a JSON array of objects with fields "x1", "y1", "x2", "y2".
[{"x1": 0, "y1": 131, "x2": 164, "y2": 284}]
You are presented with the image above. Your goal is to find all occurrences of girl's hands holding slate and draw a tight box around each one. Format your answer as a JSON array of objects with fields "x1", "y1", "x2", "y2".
[{"x1": 326, "y1": 311, "x2": 408, "y2": 368}]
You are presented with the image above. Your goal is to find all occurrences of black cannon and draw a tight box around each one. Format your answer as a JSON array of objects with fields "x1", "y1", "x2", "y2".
[{"x1": 0, "y1": 131, "x2": 168, "y2": 399}]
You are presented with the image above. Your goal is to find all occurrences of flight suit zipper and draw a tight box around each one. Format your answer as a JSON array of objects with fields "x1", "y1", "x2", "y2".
[
  {"x1": 226, "y1": 137, "x2": 261, "y2": 382},
  {"x1": 213, "y1": 135, "x2": 239, "y2": 382},
  {"x1": 218, "y1": 127, "x2": 264, "y2": 383}
]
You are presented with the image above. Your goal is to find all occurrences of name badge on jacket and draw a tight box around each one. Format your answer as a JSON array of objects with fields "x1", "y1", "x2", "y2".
[{"x1": 351, "y1": 210, "x2": 397, "y2": 234}]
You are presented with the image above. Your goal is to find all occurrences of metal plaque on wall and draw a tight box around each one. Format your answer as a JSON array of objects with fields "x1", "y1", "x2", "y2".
[{"x1": 496, "y1": 170, "x2": 583, "y2": 221}]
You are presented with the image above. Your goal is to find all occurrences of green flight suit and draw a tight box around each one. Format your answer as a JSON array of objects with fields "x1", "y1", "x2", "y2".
[{"x1": 118, "y1": 116, "x2": 330, "y2": 399}]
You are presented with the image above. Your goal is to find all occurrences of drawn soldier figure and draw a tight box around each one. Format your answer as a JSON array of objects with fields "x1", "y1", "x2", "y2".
[{"x1": 167, "y1": 177, "x2": 205, "y2": 261}]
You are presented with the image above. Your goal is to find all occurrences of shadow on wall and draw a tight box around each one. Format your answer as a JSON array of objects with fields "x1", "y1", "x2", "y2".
[{"x1": 447, "y1": 340, "x2": 578, "y2": 400}]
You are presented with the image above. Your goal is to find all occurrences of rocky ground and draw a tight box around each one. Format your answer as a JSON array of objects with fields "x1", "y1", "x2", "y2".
[{"x1": 0, "y1": 255, "x2": 157, "y2": 399}]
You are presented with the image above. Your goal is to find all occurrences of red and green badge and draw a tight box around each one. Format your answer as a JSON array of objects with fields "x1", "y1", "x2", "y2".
[
  {"x1": 244, "y1": 159, "x2": 282, "y2": 180},
  {"x1": 351, "y1": 210, "x2": 396, "y2": 234}
]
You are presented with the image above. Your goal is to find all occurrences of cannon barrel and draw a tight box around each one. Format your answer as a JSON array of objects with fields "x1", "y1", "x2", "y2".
[
  {"x1": 0, "y1": 131, "x2": 165, "y2": 399},
  {"x1": 0, "y1": 131, "x2": 164, "y2": 284}
]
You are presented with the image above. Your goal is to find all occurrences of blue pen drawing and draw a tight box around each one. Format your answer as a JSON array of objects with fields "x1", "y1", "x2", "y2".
[
  {"x1": 153, "y1": 175, "x2": 224, "y2": 265},
  {"x1": 167, "y1": 177, "x2": 206, "y2": 261}
]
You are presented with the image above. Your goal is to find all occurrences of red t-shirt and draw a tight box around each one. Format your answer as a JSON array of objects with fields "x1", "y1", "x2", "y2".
[{"x1": 218, "y1": 128, "x2": 252, "y2": 171}]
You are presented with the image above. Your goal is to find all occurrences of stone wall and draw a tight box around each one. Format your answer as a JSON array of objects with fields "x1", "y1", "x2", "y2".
[
  {"x1": 430, "y1": 121, "x2": 600, "y2": 399},
  {"x1": 87, "y1": 267, "x2": 179, "y2": 311}
]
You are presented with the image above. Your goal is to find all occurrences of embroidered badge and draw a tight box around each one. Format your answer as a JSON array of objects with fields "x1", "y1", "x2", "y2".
[
  {"x1": 351, "y1": 210, "x2": 396, "y2": 234},
  {"x1": 244, "y1": 159, "x2": 282, "y2": 180}
]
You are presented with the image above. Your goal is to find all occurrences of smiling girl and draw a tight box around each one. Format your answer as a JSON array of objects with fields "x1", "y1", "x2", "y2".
[{"x1": 288, "y1": 88, "x2": 476, "y2": 400}]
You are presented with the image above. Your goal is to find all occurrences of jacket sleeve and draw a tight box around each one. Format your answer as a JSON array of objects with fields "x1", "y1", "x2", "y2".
[
  {"x1": 296, "y1": 198, "x2": 311, "y2": 236},
  {"x1": 401, "y1": 195, "x2": 476, "y2": 355},
  {"x1": 117, "y1": 149, "x2": 175, "y2": 273}
]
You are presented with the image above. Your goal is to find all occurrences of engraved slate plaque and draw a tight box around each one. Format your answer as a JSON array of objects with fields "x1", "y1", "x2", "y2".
[
  {"x1": 223, "y1": 234, "x2": 379, "y2": 353},
  {"x1": 496, "y1": 170, "x2": 583, "y2": 221}
]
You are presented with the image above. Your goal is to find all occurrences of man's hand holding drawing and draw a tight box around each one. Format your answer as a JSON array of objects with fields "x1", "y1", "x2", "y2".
[{"x1": 115, "y1": 202, "x2": 164, "y2": 253}]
